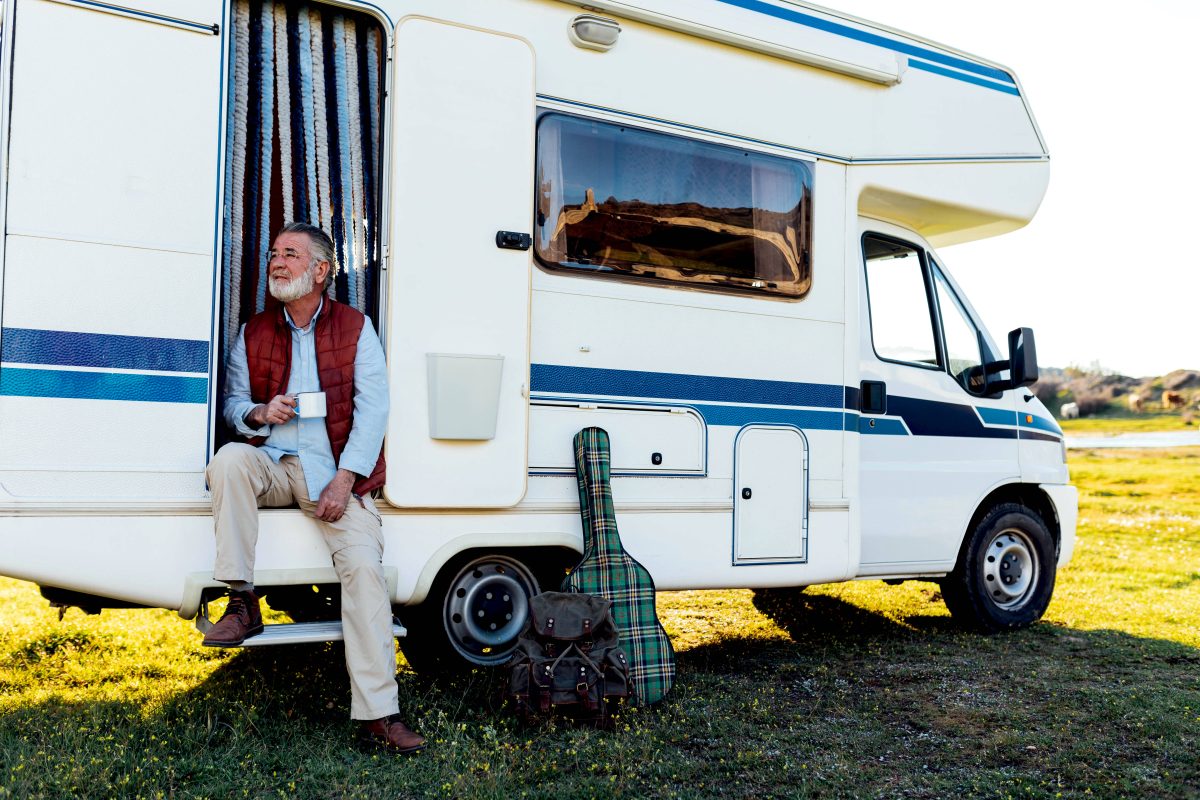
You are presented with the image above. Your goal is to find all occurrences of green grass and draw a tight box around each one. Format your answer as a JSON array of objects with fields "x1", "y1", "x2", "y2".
[
  {"x1": 2, "y1": 450, "x2": 1199, "y2": 798},
  {"x1": 1059, "y1": 412, "x2": 1196, "y2": 435}
]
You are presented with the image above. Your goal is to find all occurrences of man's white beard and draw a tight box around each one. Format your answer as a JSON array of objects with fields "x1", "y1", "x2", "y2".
[{"x1": 269, "y1": 265, "x2": 316, "y2": 303}]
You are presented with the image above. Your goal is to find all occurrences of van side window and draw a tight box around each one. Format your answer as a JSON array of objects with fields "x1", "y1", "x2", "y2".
[
  {"x1": 862, "y1": 236, "x2": 939, "y2": 368},
  {"x1": 534, "y1": 113, "x2": 813, "y2": 298},
  {"x1": 932, "y1": 264, "x2": 987, "y2": 394}
]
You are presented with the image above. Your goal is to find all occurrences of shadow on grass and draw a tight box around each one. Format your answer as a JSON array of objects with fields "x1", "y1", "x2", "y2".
[
  {"x1": 154, "y1": 641, "x2": 513, "y2": 730},
  {"x1": 3, "y1": 593, "x2": 1198, "y2": 799},
  {"x1": 171, "y1": 591, "x2": 967, "y2": 729},
  {"x1": 757, "y1": 587, "x2": 966, "y2": 637},
  {"x1": 675, "y1": 588, "x2": 1199, "y2": 683},
  {"x1": 663, "y1": 591, "x2": 1200, "y2": 797},
  {"x1": 0, "y1": 640, "x2": 521, "y2": 798},
  {"x1": 674, "y1": 588, "x2": 958, "y2": 671}
]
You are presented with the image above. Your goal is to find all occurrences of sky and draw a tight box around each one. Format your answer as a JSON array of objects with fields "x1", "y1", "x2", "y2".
[{"x1": 826, "y1": 0, "x2": 1199, "y2": 377}]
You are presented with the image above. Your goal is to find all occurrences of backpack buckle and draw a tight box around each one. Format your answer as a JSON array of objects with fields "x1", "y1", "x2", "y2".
[{"x1": 577, "y1": 665, "x2": 589, "y2": 693}]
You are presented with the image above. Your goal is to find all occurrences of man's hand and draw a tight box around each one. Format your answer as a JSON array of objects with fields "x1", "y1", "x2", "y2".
[
  {"x1": 315, "y1": 469, "x2": 356, "y2": 522},
  {"x1": 246, "y1": 395, "x2": 296, "y2": 427}
]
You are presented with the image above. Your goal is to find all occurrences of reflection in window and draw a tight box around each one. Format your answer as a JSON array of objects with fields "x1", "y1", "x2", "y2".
[
  {"x1": 933, "y1": 266, "x2": 986, "y2": 393},
  {"x1": 535, "y1": 114, "x2": 812, "y2": 298},
  {"x1": 863, "y1": 237, "x2": 938, "y2": 367}
]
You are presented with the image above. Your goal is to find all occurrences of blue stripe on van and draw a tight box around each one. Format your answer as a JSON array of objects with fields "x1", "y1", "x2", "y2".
[
  {"x1": 977, "y1": 406, "x2": 1018, "y2": 427},
  {"x1": 531, "y1": 364, "x2": 1048, "y2": 441},
  {"x1": 530, "y1": 364, "x2": 844, "y2": 409},
  {"x1": 691, "y1": 403, "x2": 846, "y2": 430},
  {"x1": 843, "y1": 385, "x2": 860, "y2": 410},
  {"x1": 713, "y1": 0, "x2": 1016, "y2": 88},
  {"x1": 1, "y1": 328, "x2": 209, "y2": 374},
  {"x1": 888, "y1": 395, "x2": 1017, "y2": 440},
  {"x1": 907, "y1": 59, "x2": 1021, "y2": 96},
  {"x1": 1019, "y1": 412, "x2": 1062, "y2": 436},
  {"x1": 858, "y1": 415, "x2": 908, "y2": 436},
  {"x1": 0, "y1": 367, "x2": 208, "y2": 404}
]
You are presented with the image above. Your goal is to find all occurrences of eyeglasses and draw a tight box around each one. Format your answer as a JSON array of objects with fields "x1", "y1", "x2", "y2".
[{"x1": 267, "y1": 248, "x2": 306, "y2": 263}]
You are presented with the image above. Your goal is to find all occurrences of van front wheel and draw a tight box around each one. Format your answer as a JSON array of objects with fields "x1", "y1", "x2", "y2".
[{"x1": 941, "y1": 503, "x2": 1056, "y2": 632}]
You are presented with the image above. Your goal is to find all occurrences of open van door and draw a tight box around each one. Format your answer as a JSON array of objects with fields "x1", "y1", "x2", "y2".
[{"x1": 384, "y1": 19, "x2": 535, "y2": 508}]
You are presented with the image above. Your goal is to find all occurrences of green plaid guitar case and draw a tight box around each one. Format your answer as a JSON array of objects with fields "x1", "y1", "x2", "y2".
[{"x1": 563, "y1": 427, "x2": 675, "y2": 705}]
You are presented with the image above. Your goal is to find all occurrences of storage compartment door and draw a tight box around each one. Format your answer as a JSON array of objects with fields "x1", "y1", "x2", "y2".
[
  {"x1": 733, "y1": 426, "x2": 808, "y2": 564},
  {"x1": 529, "y1": 403, "x2": 706, "y2": 474},
  {"x1": 384, "y1": 19, "x2": 535, "y2": 508}
]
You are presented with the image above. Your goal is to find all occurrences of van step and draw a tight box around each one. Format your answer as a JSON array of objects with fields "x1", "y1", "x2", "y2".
[{"x1": 238, "y1": 620, "x2": 407, "y2": 647}]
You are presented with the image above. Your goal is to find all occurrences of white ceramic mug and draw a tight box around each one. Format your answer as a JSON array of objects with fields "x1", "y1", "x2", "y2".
[{"x1": 295, "y1": 391, "x2": 327, "y2": 419}]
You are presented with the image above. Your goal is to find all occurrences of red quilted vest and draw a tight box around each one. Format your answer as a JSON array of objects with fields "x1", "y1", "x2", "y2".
[{"x1": 242, "y1": 299, "x2": 386, "y2": 495}]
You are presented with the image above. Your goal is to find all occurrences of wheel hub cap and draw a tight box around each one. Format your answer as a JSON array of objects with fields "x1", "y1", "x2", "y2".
[
  {"x1": 444, "y1": 558, "x2": 536, "y2": 664},
  {"x1": 460, "y1": 573, "x2": 525, "y2": 646},
  {"x1": 983, "y1": 530, "x2": 1038, "y2": 609}
]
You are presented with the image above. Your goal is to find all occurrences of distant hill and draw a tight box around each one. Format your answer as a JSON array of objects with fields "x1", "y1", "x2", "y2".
[{"x1": 1034, "y1": 368, "x2": 1200, "y2": 418}]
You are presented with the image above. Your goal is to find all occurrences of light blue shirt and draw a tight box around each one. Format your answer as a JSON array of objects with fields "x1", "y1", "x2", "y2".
[{"x1": 223, "y1": 299, "x2": 389, "y2": 500}]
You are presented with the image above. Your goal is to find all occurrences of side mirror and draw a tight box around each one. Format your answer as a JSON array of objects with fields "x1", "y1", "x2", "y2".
[
  {"x1": 1008, "y1": 327, "x2": 1038, "y2": 388},
  {"x1": 983, "y1": 327, "x2": 1038, "y2": 394}
]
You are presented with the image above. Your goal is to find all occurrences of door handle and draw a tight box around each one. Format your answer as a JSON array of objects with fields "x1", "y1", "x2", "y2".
[{"x1": 860, "y1": 380, "x2": 887, "y2": 414}]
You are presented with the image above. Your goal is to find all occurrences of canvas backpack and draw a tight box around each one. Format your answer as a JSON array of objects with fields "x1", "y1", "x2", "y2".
[{"x1": 508, "y1": 591, "x2": 630, "y2": 724}]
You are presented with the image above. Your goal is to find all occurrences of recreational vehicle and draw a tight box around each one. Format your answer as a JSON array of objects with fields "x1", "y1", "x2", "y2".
[{"x1": 0, "y1": 0, "x2": 1077, "y2": 671}]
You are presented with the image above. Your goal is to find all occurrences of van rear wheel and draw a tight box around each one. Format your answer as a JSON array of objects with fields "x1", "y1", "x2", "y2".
[
  {"x1": 941, "y1": 503, "x2": 1056, "y2": 632},
  {"x1": 398, "y1": 553, "x2": 542, "y2": 675}
]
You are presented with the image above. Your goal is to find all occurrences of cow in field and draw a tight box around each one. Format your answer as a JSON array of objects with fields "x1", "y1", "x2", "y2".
[
  {"x1": 1060, "y1": 402, "x2": 1080, "y2": 420},
  {"x1": 1129, "y1": 394, "x2": 1144, "y2": 412},
  {"x1": 1163, "y1": 391, "x2": 1186, "y2": 409}
]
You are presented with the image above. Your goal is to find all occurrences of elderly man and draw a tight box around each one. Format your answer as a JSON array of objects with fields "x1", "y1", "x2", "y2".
[{"x1": 204, "y1": 222, "x2": 423, "y2": 755}]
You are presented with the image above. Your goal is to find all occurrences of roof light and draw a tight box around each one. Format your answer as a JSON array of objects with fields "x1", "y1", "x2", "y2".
[{"x1": 569, "y1": 14, "x2": 620, "y2": 52}]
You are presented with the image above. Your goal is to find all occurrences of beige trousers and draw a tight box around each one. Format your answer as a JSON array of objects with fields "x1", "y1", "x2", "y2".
[{"x1": 206, "y1": 443, "x2": 399, "y2": 721}]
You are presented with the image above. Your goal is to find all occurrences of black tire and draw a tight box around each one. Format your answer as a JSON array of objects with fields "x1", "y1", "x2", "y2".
[
  {"x1": 398, "y1": 553, "x2": 543, "y2": 676},
  {"x1": 941, "y1": 502, "x2": 1056, "y2": 632}
]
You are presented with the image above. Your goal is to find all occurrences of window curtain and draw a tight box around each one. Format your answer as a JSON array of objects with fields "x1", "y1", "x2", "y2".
[
  {"x1": 750, "y1": 160, "x2": 803, "y2": 284},
  {"x1": 535, "y1": 119, "x2": 565, "y2": 262},
  {"x1": 221, "y1": 0, "x2": 385, "y2": 361}
]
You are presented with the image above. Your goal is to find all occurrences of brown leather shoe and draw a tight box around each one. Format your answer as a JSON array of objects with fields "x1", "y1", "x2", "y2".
[
  {"x1": 358, "y1": 715, "x2": 426, "y2": 754},
  {"x1": 202, "y1": 590, "x2": 264, "y2": 647}
]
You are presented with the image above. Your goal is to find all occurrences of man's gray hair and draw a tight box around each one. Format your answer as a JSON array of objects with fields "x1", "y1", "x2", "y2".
[{"x1": 280, "y1": 221, "x2": 339, "y2": 288}]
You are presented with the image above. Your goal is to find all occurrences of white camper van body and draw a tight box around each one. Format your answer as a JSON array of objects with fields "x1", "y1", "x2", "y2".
[{"x1": 0, "y1": 0, "x2": 1076, "y2": 660}]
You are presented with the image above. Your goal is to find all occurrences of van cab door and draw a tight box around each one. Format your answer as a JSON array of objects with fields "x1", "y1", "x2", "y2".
[
  {"x1": 856, "y1": 222, "x2": 1019, "y2": 571},
  {"x1": 383, "y1": 19, "x2": 535, "y2": 508}
]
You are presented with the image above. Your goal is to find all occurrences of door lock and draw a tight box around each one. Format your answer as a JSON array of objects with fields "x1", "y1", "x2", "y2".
[
  {"x1": 495, "y1": 230, "x2": 532, "y2": 250},
  {"x1": 741, "y1": 487, "x2": 752, "y2": 500}
]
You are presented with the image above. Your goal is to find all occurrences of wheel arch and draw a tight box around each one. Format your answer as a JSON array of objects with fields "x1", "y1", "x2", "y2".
[
  {"x1": 401, "y1": 535, "x2": 581, "y2": 606},
  {"x1": 956, "y1": 483, "x2": 1061, "y2": 570}
]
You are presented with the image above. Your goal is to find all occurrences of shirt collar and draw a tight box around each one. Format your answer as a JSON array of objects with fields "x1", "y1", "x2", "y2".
[{"x1": 282, "y1": 296, "x2": 324, "y2": 333}]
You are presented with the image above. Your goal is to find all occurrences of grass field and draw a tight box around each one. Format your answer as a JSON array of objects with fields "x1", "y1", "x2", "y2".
[
  {"x1": 1059, "y1": 412, "x2": 1198, "y2": 435},
  {"x1": 2, "y1": 449, "x2": 1199, "y2": 799}
]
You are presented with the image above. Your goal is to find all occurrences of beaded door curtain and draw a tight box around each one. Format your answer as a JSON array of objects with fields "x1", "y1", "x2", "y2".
[{"x1": 220, "y1": 0, "x2": 385, "y2": 361}]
